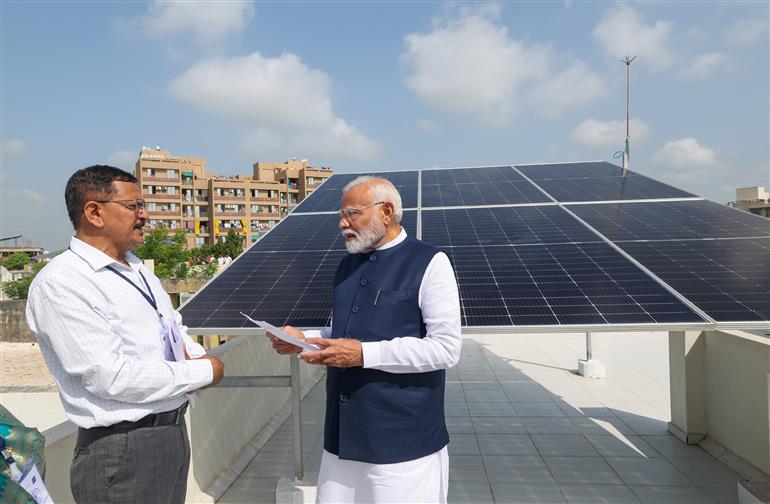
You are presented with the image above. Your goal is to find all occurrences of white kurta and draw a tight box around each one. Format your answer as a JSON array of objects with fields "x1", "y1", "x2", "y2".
[{"x1": 305, "y1": 229, "x2": 462, "y2": 503}]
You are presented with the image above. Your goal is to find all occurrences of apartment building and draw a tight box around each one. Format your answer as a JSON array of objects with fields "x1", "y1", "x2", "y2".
[
  {"x1": 133, "y1": 147, "x2": 333, "y2": 247},
  {"x1": 733, "y1": 186, "x2": 770, "y2": 218}
]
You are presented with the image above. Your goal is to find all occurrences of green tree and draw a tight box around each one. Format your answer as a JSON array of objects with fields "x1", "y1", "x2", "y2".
[
  {"x1": 222, "y1": 230, "x2": 244, "y2": 259},
  {"x1": 133, "y1": 226, "x2": 191, "y2": 279},
  {"x1": 2, "y1": 252, "x2": 30, "y2": 270},
  {"x1": 1, "y1": 261, "x2": 46, "y2": 299}
]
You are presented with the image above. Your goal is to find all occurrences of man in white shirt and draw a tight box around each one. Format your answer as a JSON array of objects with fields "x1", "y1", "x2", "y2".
[
  {"x1": 26, "y1": 165, "x2": 224, "y2": 504},
  {"x1": 268, "y1": 176, "x2": 462, "y2": 503}
]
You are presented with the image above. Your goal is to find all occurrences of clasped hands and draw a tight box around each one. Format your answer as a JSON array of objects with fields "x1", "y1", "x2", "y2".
[{"x1": 267, "y1": 326, "x2": 363, "y2": 367}]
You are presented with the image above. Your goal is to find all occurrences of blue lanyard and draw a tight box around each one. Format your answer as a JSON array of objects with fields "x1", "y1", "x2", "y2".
[{"x1": 105, "y1": 265, "x2": 158, "y2": 313}]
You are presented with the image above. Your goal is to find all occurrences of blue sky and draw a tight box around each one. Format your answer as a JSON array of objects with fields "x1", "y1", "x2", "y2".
[{"x1": 2, "y1": 1, "x2": 768, "y2": 251}]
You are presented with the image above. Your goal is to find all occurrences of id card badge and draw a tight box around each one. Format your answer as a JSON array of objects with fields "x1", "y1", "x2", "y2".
[
  {"x1": 168, "y1": 318, "x2": 186, "y2": 362},
  {"x1": 160, "y1": 320, "x2": 175, "y2": 361},
  {"x1": 19, "y1": 461, "x2": 53, "y2": 504}
]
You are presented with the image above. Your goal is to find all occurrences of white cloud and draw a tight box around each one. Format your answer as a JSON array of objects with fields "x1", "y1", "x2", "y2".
[
  {"x1": 416, "y1": 118, "x2": 442, "y2": 132},
  {"x1": 3, "y1": 139, "x2": 25, "y2": 155},
  {"x1": 722, "y1": 18, "x2": 768, "y2": 47},
  {"x1": 649, "y1": 138, "x2": 725, "y2": 193},
  {"x1": 170, "y1": 52, "x2": 382, "y2": 162},
  {"x1": 530, "y1": 61, "x2": 608, "y2": 118},
  {"x1": 593, "y1": 4, "x2": 676, "y2": 72},
  {"x1": 401, "y1": 3, "x2": 549, "y2": 126},
  {"x1": 20, "y1": 189, "x2": 45, "y2": 203},
  {"x1": 651, "y1": 137, "x2": 716, "y2": 168},
  {"x1": 140, "y1": 1, "x2": 254, "y2": 47},
  {"x1": 678, "y1": 52, "x2": 727, "y2": 81},
  {"x1": 107, "y1": 150, "x2": 138, "y2": 171},
  {"x1": 571, "y1": 118, "x2": 649, "y2": 148}
]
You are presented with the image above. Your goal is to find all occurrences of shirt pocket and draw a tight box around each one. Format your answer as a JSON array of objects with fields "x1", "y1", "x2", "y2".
[{"x1": 373, "y1": 288, "x2": 411, "y2": 305}]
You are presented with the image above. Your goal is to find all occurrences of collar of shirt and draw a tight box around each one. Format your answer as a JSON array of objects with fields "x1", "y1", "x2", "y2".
[
  {"x1": 375, "y1": 227, "x2": 407, "y2": 251},
  {"x1": 68, "y1": 236, "x2": 143, "y2": 273}
]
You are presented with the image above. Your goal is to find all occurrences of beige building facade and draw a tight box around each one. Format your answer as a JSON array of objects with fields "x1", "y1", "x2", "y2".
[
  {"x1": 732, "y1": 186, "x2": 769, "y2": 218},
  {"x1": 133, "y1": 148, "x2": 332, "y2": 247}
]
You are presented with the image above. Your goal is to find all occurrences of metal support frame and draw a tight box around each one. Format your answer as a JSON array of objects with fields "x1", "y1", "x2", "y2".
[
  {"x1": 211, "y1": 351, "x2": 305, "y2": 482},
  {"x1": 586, "y1": 331, "x2": 593, "y2": 361},
  {"x1": 290, "y1": 355, "x2": 304, "y2": 481}
]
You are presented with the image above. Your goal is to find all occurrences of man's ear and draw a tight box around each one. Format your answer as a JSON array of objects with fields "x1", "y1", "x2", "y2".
[
  {"x1": 381, "y1": 201, "x2": 395, "y2": 224},
  {"x1": 82, "y1": 201, "x2": 105, "y2": 229}
]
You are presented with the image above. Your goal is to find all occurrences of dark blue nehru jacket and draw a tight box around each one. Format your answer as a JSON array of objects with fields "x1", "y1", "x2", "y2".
[{"x1": 324, "y1": 237, "x2": 449, "y2": 464}]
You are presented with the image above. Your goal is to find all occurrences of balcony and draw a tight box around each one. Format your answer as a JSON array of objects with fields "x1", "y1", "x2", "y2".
[
  {"x1": 148, "y1": 210, "x2": 180, "y2": 216},
  {"x1": 144, "y1": 193, "x2": 180, "y2": 201},
  {"x1": 213, "y1": 194, "x2": 246, "y2": 201},
  {"x1": 250, "y1": 197, "x2": 280, "y2": 204},
  {"x1": 251, "y1": 212, "x2": 280, "y2": 218},
  {"x1": 216, "y1": 211, "x2": 246, "y2": 217},
  {"x1": 143, "y1": 176, "x2": 180, "y2": 183},
  {"x1": 217, "y1": 227, "x2": 244, "y2": 234}
]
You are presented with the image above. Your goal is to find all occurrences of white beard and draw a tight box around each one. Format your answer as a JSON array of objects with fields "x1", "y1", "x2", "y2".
[{"x1": 342, "y1": 218, "x2": 387, "y2": 254}]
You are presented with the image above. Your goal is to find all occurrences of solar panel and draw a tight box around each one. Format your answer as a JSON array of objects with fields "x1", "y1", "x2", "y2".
[
  {"x1": 293, "y1": 171, "x2": 419, "y2": 213},
  {"x1": 618, "y1": 238, "x2": 770, "y2": 322},
  {"x1": 179, "y1": 212, "x2": 417, "y2": 328},
  {"x1": 421, "y1": 166, "x2": 548, "y2": 207},
  {"x1": 516, "y1": 163, "x2": 695, "y2": 202},
  {"x1": 420, "y1": 206, "x2": 599, "y2": 247},
  {"x1": 442, "y1": 242, "x2": 703, "y2": 327},
  {"x1": 181, "y1": 160, "x2": 769, "y2": 331},
  {"x1": 570, "y1": 200, "x2": 770, "y2": 241}
]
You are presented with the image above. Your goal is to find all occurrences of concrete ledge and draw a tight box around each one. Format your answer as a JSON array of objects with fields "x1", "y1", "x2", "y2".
[
  {"x1": 276, "y1": 473, "x2": 318, "y2": 504},
  {"x1": 738, "y1": 480, "x2": 770, "y2": 504}
]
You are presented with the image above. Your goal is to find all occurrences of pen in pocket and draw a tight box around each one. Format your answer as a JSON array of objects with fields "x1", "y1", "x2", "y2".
[{"x1": 373, "y1": 289, "x2": 382, "y2": 306}]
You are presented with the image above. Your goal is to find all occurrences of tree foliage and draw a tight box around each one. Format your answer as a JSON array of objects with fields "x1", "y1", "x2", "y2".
[
  {"x1": 133, "y1": 226, "x2": 243, "y2": 279},
  {"x1": 1, "y1": 252, "x2": 31, "y2": 270},
  {"x1": 1, "y1": 261, "x2": 46, "y2": 299},
  {"x1": 222, "y1": 230, "x2": 244, "y2": 259},
  {"x1": 133, "y1": 226, "x2": 191, "y2": 279}
]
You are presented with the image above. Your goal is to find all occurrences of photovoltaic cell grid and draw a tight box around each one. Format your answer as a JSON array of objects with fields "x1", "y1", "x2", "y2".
[
  {"x1": 516, "y1": 162, "x2": 695, "y2": 202},
  {"x1": 292, "y1": 171, "x2": 418, "y2": 213},
  {"x1": 182, "y1": 161, "x2": 770, "y2": 329},
  {"x1": 421, "y1": 166, "x2": 549, "y2": 206},
  {"x1": 179, "y1": 212, "x2": 416, "y2": 327},
  {"x1": 570, "y1": 200, "x2": 770, "y2": 242},
  {"x1": 443, "y1": 242, "x2": 703, "y2": 327},
  {"x1": 618, "y1": 238, "x2": 770, "y2": 322},
  {"x1": 420, "y1": 206, "x2": 599, "y2": 247}
]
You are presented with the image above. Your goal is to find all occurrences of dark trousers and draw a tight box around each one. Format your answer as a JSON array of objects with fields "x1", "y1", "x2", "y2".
[{"x1": 70, "y1": 421, "x2": 190, "y2": 504}]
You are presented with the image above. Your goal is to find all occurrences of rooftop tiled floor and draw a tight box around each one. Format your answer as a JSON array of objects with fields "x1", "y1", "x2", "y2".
[{"x1": 219, "y1": 332, "x2": 747, "y2": 503}]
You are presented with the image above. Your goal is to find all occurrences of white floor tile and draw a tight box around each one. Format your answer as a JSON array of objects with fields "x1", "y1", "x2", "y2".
[
  {"x1": 605, "y1": 457, "x2": 694, "y2": 486},
  {"x1": 476, "y1": 434, "x2": 539, "y2": 456},
  {"x1": 531, "y1": 435, "x2": 599, "y2": 457},
  {"x1": 543, "y1": 456, "x2": 623, "y2": 485},
  {"x1": 489, "y1": 482, "x2": 567, "y2": 504},
  {"x1": 585, "y1": 435, "x2": 660, "y2": 458},
  {"x1": 559, "y1": 484, "x2": 641, "y2": 503},
  {"x1": 483, "y1": 455, "x2": 556, "y2": 483},
  {"x1": 628, "y1": 485, "x2": 717, "y2": 503}
]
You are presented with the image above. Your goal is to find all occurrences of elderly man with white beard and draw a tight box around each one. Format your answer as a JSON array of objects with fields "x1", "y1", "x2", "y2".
[{"x1": 267, "y1": 176, "x2": 462, "y2": 503}]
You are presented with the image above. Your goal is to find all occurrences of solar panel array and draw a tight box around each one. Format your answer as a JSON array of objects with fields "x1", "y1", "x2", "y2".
[{"x1": 180, "y1": 162, "x2": 770, "y2": 330}]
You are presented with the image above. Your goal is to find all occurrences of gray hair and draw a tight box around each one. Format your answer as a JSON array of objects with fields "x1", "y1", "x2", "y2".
[{"x1": 343, "y1": 176, "x2": 403, "y2": 223}]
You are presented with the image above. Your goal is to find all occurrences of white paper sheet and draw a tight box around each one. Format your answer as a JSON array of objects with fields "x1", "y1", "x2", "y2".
[{"x1": 240, "y1": 312, "x2": 321, "y2": 352}]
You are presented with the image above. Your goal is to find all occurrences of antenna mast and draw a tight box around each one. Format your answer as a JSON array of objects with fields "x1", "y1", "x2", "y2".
[{"x1": 621, "y1": 55, "x2": 636, "y2": 173}]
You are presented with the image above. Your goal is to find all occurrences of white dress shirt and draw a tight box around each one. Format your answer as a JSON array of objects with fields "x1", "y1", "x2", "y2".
[
  {"x1": 305, "y1": 228, "x2": 462, "y2": 373},
  {"x1": 26, "y1": 237, "x2": 212, "y2": 428}
]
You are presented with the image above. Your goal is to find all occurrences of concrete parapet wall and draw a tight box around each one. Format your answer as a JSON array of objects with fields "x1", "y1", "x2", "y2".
[
  {"x1": 185, "y1": 333, "x2": 324, "y2": 502},
  {"x1": 0, "y1": 300, "x2": 35, "y2": 342},
  {"x1": 669, "y1": 330, "x2": 770, "y2": 477}
]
